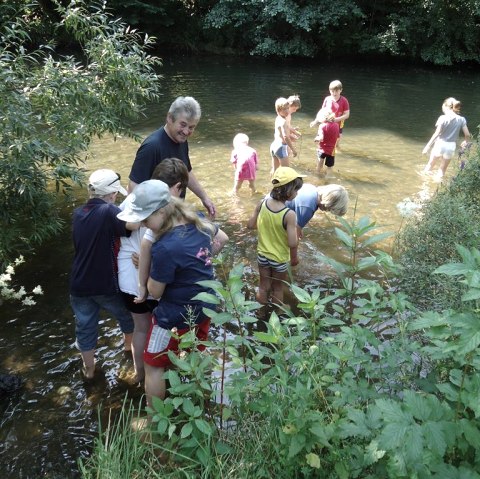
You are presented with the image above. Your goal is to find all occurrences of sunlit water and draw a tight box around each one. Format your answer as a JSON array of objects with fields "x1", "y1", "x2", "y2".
[{"x1": 1, "y1": 55, "x2": 479, "y2": 478}]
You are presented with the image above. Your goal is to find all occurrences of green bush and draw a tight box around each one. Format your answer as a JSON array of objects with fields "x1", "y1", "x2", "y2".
[
  {"x1": 79, "y1": 398, "x2": 165, "y2": 479},
  {"x1": 82, "y1": 217, "x2": 480, "y2": 478},
  {"x1": 396, "y1": 146, "x2": 480, "y2": 311},
  {"x1": 0, "y1": 1, "x2": 161, "y2": 267}
]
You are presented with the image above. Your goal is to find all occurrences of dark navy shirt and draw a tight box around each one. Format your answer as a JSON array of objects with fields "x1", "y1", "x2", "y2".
[
  {"x1": 150, "y1": 223, "x2": 214, "y2": 329},
  {"x1": 70, "y1": 198, "x2": 129, "y2": 296},
  {"x1": 129, "y1": 126, "x2": 191, "y2": 198}
]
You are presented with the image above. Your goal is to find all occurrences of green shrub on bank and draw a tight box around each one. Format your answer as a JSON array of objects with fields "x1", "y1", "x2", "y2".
[
  {"x1": 81, "y1": 217, "x2": 480, "y2": 478},
  {"x1": 396, "y1": 147, "x2": 480, "y2": 311},
  {"x1": 0, "y1": 1, "x2": 161, "y2": 268},
  {"x1": 79, "y1": 398, "x2": 166, "y2": 479}
]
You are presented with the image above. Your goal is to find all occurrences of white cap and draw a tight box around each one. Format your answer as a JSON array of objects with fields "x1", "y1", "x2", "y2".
[{"x1": 88, "y1": 169, "x2": 128, "y2": 196}]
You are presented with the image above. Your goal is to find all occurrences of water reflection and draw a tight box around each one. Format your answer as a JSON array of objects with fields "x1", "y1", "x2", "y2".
[{"x1": 1, "y1": 56, "x2": 479, "y2": 478}]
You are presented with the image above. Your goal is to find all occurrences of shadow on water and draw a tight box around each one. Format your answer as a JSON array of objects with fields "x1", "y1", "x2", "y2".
[
  {"x1": 0, "y1": 224, "x2": 147, "y2": 478},
  {"x1": 1, "y1": 55, "x2": 480, "y2": 477}
]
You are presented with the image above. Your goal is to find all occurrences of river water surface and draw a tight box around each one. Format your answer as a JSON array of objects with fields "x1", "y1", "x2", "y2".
[{"x1": 1, "y1": 55, "x2": 479, "y2": 478}]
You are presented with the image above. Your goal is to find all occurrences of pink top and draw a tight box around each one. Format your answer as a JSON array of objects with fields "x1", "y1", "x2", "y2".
[
  {"x1": 318, "y1": 121, "x2": 340, "y2": 156},
  {"x1": 322, "y1": 95, "x2": 350, "y2": 118},
  {"x1": 231, "y1": 145, "x2": 258, "y2": 181}
]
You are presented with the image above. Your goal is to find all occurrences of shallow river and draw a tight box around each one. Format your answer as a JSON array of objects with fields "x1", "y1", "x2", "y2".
[{"x1": 1, "y1": 55, "x2": 479, "y2": 478}]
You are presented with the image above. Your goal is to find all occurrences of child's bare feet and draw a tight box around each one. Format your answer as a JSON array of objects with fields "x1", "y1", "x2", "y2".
[
  {"x1": 255, "y1": 288, "x2": 268, "y2": 305},
  {"x1": 81, "y1": 365, "x2": 95, "y2": 380},
  {"x1": 123, "y1": 333, "x2": 133, "y2": 352},
  {"x1": 325, "y1": 168, "x2": 336, "y2": 179}
]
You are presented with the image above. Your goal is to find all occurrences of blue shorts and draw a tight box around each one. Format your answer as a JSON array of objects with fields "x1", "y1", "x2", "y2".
[
  {"x1": 257, "y1": 253, "x2": 289, "y2": 273},
  {"x1": 70, "y1": 294, "x2": 134, "y2": 351},
  {"x1": 271, "y1": 142, "x2": 288, "y2": 159}
]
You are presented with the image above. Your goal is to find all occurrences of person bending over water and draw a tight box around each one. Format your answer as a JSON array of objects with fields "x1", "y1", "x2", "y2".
[{"x1": 285, "y1": 183, "x2": 349, "y2": 265}]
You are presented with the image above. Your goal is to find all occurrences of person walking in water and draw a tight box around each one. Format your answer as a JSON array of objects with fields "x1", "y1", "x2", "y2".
[
  {"x1": 117, "y1": 158, "x2": 190, "y2": 383},
  {"x1": 270, "y1": 97, "x2": 297, "y2": 174},
  {"x1": 70, "y1": 169, "x2": 135, "y2": 379},
  {"x1": 230, "y1": 133, "x2": 258, "y2": 195},
  {"x1": 422, "y1": 97, "x2": 471, "y2": 179},
  {"x1": 311, "y1": 80, "x2": 350, "y2": 146},
  {"x1": 312, "y1": 107, "x2": 340, "y2": 177},
  {"x1": 286, "y1": 94, "x2": 302, "y2": 142},
  {"x1": 117, "y1": 180, "x2": 228, "y2": 405}
]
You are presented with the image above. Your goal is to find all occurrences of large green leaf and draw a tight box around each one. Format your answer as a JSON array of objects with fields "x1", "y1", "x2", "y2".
[
  {"x1": 290, "y1": 283, "x2": 312, "y2": 303},
  {"x1": 180, "y1": 421, "x2": 193, "y2": 439},
  {"x1": 404, "y1": 423, "x2": 424, "y2": 463},
  {"x1": 376, "y1": 399, "x2": 411, "y2": 423},
  {"x1": 253, "y1": 331, "x2": 279, "y2": 344},
  {"x1": 287, "y1": 433, "x2": 306, "y2": 458},
  {"x1": 193, "y1": 292, "x2": 220, "y2": 304},
  {"x1": 423, "y1": 421, "x2": 447, "y2": 456},
  {"x1": 309, "y1": 424, "x2": 332, "y2": 447},
  {"x1": 194, "y1": 418, "x2": 212, "y2": 436},
  {"x1": 434, "y1": 263, "x2": 471, "y2": 276},
  {"x1": 461, "y1": 289, "x2": 480, "y2": 302},
  {"x1": 403, "y1": 390, "x2": 431, "y2": 421},
  {"x1": 362, "y1": 232, "x2": 393, "y2": 247},
  {"x1": 457, "y1": 329, "x2": 480, "y2": 355},
  {"x1": 334, "y1": 227, "x2": 354, "y2": 248}
]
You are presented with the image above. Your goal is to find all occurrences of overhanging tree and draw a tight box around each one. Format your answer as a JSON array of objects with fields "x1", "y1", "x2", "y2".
[
  {"x1": 203, "y1": 0, "x2": 363, "y2": 58},
  {"x1": 0, "y1": 0, "x2": 161, "y2": 267},
  {"x1": 358, "y1": 0, "x2": 480, "y2": 65}
]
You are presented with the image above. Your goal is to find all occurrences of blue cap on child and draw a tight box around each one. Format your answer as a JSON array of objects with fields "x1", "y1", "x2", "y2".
[{"x1": 117, "y1": 180, "x2": 171, "y2": 223}]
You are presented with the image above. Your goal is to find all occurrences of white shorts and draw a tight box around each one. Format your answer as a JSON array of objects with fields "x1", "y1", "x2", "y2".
[{"x1": 432, "y1": 140, "x2": 456, "y2": 160}]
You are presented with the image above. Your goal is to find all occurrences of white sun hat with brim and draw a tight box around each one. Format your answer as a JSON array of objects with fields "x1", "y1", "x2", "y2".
[
  {"x1": 88, "y1": 169, "x2": 128, "y2": 196},
  {"x1": 117, "y1": 179, "x2": 171, "y2": 223}
]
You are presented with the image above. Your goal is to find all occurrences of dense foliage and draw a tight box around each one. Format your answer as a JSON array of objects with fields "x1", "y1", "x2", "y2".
[
  {"x1": 27, "y1": 0, "x2": 480, "y2": 64},
  {"x1": 103, "y1": 0, "x2": 480, "y2": 65},
  {"x1": 396, "y1": 148, "x2": 480, "y2": 311},
  {"x1": 81, "y1": 217, "x2": 480, "y2": 478},
  {"x1": 0, "y1": 1, "x2": 161, "y2": 267}
]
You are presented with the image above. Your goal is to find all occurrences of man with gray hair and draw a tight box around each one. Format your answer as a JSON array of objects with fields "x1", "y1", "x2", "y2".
[{"x1": 128, "y1": 96, "x2": 215, "y2": 217}]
